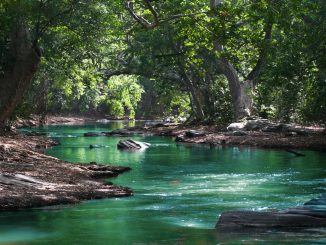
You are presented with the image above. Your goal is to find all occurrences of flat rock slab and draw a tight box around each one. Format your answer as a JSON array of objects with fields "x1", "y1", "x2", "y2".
[
  {"x1": 117, "y1": 139, "x2": 150, "y2": 150},
  {"x1": 216, "y1": 209, "x2": 326, "y2": 229}
]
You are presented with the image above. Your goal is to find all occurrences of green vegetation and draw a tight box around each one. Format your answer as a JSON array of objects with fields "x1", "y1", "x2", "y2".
[{"x1": 0, "y1": 0, "x2": 325, "y2": 125}]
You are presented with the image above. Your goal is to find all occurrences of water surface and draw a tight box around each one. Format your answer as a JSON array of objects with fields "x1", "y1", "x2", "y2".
[{"x1": 1, "y1": 122, "x2": 326, "y2": 244}]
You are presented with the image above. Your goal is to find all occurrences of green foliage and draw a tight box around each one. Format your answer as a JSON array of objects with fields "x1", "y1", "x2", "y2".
[
  {"x1": 106, "y1": 76, "x2": 144, "y2": 119},
  {"x1": 256, "y1": 0, "x2": 326, "y2": 123},
  {"x1": 1, "y1": 0, "x2": 325, "y2": 124}
]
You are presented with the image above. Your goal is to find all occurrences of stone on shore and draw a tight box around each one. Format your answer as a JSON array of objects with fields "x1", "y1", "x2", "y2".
[
  {"x1": 185, "y1": 130, "x2": 206, "y2": 138},
  {"x1": 227, "y1": 122, "x2": 246, "y2": 131}
]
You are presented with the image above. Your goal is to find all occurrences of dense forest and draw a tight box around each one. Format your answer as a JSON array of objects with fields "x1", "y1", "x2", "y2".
[{"x1": 0, "y1": 0, "x2": 325, "y2": 126}]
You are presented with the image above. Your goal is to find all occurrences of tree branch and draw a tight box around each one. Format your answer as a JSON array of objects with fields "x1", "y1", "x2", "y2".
[
  {"x1": 127, "y1": 1, "x2": 208, "y2": 29},
  {"x1": 246, "y1": 19, "x2": 273, "y2": 85},
  {"x1": 160, "y1": 11, "x2": 209, "y2": 24},
  {"x1": 126, "y1": 0, "x2": 159, "y2": 29}
]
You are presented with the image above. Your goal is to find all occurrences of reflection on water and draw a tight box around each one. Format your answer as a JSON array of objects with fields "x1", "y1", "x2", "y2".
[{"x1": 1, "y1": 122, "x2": 326, "y2": 244}]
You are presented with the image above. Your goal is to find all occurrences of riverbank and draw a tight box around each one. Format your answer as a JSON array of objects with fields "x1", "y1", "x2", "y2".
[
  {"x1": 125, "y1": 123, "x2": 326, "y2": 151},
  {"x1": 15, "y1": 114, "x2": 326, "y2": 150},
  {"x1": 14, "y1": 114, "x2": 96, "y2": 128},
  {"x1": 0, "y1": 132, "x2": 132, "y2": 211}
]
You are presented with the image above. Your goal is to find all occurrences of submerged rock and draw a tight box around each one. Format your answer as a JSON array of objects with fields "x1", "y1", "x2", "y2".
[
  {"x1": 26, "y1": 132, "x2": 47, "y2": 136},
  {"x1": 89, "y1": 144, "x2": 105, "y2": 149},
  {"x1": 304, "y1": 196, "x2": 326, "y2": 206},
  {"x1": 84, "y1": 132, "x2": 106, "y2": 137},
  {"x1": 117, "y1": 139, "x2": 150, "y2": 150}
]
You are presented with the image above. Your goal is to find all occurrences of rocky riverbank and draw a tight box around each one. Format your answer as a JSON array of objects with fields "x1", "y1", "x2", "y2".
[
  {"x1": 0, "y1": 132, "x2": 132, "y2": 210},
  {"x1": 120, "y1": 120, "x2": 326, "y2": 151}
]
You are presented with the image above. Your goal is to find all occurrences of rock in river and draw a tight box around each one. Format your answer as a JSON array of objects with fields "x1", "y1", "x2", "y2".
[
  {"x1": 216, "y1": 196, "x2": 326, "y2": 229},
  {"x1": 84, "y1": 132, "x2": 106, "y2": 137},
  {"x1": 117, "y1": 139, "x2": 150, "y2": 150},
  {"x1": 89, "y1": 144, "x2": 105, "y2": 149},
  {"x1": 216, "y1": 209, "x2": 326, "y2": 229}
]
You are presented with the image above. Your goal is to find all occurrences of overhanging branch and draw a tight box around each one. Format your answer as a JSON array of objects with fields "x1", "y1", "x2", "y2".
[
  {"x1": 127, "y1": 0, "x2": 209, "y2": 29},
  {"x1": 126, "y1": 0, "x2": 159, "y2": 29}
]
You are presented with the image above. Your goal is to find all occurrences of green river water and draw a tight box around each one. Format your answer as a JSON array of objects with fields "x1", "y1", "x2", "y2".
[{"x1": 1, "y1": 121, "x2": 326, "y2": 244}]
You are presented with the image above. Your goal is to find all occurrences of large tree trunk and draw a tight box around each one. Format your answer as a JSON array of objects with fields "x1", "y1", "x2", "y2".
[
  {"x1": 0, "y1": 24, "x2": 41, "y2": 125},
  {"x1": 179, "y1": 67, "x2": 205, "y2": 120},
  {"x1": 211, "y1": 1, "x2": 253, "y2": 121},
  {"x1": 220, "y1": 58, "x2": 253, "y2": 120}
]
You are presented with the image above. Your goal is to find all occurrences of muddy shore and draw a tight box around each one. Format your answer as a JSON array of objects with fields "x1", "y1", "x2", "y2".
[{"x1": 0, "y1": 132, "x2": 132, "y2": 211}]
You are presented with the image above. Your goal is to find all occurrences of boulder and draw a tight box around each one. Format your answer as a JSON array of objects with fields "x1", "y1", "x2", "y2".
[
  {"x1": 164, "y1": 116, "x2": 176, "y2": 123},
  {"x1": 262, "y1": 124, "x2": 287, "y2": 133},
  {"x1": 217, "y1": 196, "x2": 326, "y2": 229},
  {"x1": 244, "y1": 119, "x2": 270, "y2": 131},
  {"x1": 175, "y1": 135, "x2": 185, "y2": 142},
  {"x1": 153, "y1": 123, "x2": 180, "y2": 128},
  {"x1": 185, "y1": 130, "x2": 206, "y2": 138},
  {"x1": 96, "y1": 119, "x2": 111, "y2": 123},
  {"x1": 117, "y1": 139, "x2": 150, "y2": 150},
  {"x1": 216, "y1": 209, "x2": 326, "y2": 228},
  {"x1": 304, "y1": 197, "x2": 326, "y2": 206},
  {"x1": 227, "y1": 122, "x2": 246, "y2": 131},
  {"x1": 227, "y1": 119, "x2": 270, "y2": 132}
]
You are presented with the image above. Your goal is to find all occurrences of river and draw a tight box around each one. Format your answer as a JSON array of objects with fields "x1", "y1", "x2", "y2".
[{"x1": 1, "y1": 121, "x2": 326, "y2": 244}]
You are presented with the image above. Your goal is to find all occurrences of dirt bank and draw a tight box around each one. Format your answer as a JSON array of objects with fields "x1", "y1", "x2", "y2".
[{"x1": 0, "y1": 132, "x2": 132, "y2": 211}]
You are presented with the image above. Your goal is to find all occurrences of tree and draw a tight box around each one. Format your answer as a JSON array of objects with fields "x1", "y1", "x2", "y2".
[
  {"x1": 126, "y1": 0, "x2": 274, "y2": 120},
  {"x1": 0, "y1": 0, "x2": 123, "y2": 125}
]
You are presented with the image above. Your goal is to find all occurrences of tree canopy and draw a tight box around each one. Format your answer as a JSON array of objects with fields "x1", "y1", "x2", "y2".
[{"x1": 0, "y1": 0, "x2": 325, "y2": 125}]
